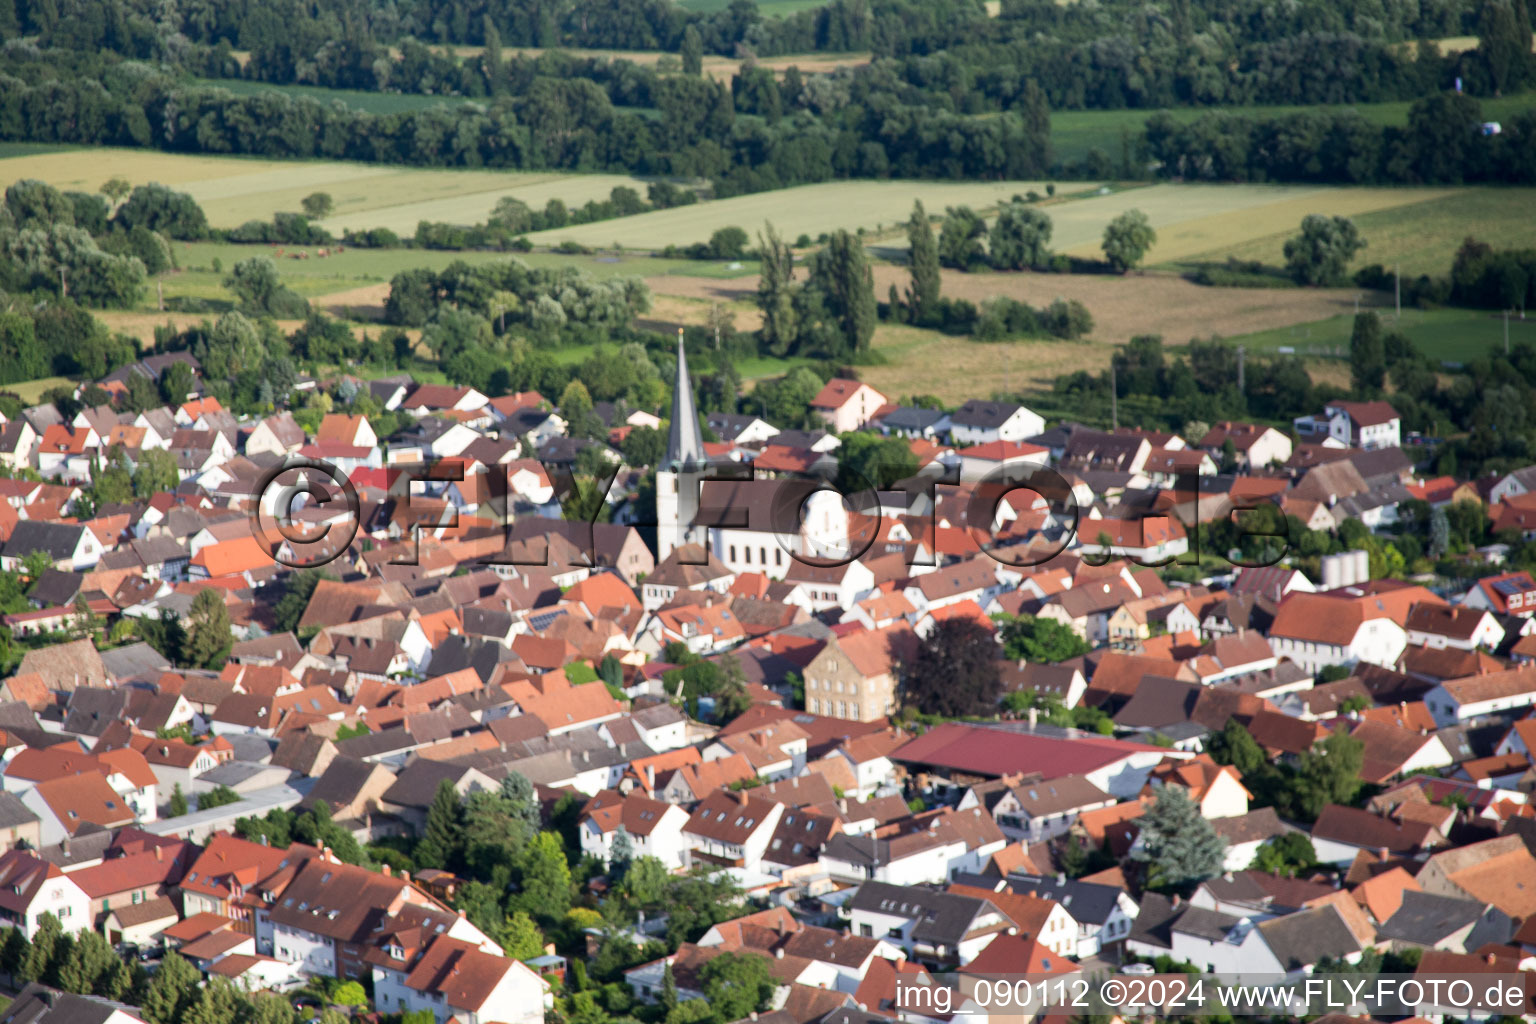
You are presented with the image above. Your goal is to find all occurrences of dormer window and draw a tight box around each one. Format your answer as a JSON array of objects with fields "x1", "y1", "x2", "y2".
[{"x1": 389, "y1": 944, "x2": 405, "y2": 960}]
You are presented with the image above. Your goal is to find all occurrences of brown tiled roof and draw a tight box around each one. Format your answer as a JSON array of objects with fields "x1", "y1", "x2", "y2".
[
  {"x1": 684, "y1": 789, "x2": 780, "y2": 844},
  {"x1": 403, "y1": 935, "x2": 525, "y2": 1013},
  {"x1": 1311, "y1": 805, "x2": 1443, "y2": 855},
  {"x1": 1440, "y1": 666, "x2": 1536, "y2": 704}
]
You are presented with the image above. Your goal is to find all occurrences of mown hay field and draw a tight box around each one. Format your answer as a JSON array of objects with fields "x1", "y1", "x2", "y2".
[
  {"x1": 1230, "y1": 305, "x2": 1536, "y2": 363},
  {"x1": 0, "y1": 148, "x2": 646, "y2": 234},
  {"x1": 1049, "y1": 91, "x2": 1536, "y2": 165},
  {"x1": 648, "y1": 264, "x2": 1367, "y2": 346},
  {"x1": 1047, "y1": 183, "x2": 1453, "y2": 263},
  {"x1": 1178, "y1": 187, "x2": 1536, "y2": 278},
  {"x1": 526, "y1": 179, "x2": 1097, "y2": 249}
]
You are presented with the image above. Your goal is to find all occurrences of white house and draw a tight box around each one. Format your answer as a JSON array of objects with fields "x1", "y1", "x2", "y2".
[
  {"x1": 681, "y1": 790, "x2": 785, "y2": 874},
  {"x1": 0, "y1": 849, "x2": 91, "y2": 938},
  {"x1": 845, "y1": 881, "x2": 1013, "y2": 967},
  {"x1": 578, "y1": 791, "x2": 691, "y2": 872},
  {"x1": 1197, "y1": 422, "x2": 1294, "y2": 470},
  {"x1": 947, "y1": 400, "x2": 1045, "y2": 446},
  {"x1": 1405, "y1": 604, "x2": 1505, "y2": 652},
  {"x1": 1293, "y1": 400, "x2": 1401, "y2": 451},
  {"x1": 1424, "y1": 667, "x2": 1536, "y2": 727},
  {"x1": 1002, "y1": 874, "x2": 1140, "y2": 959},
  {"x1": 1126, "y1": 897, "x2": 1285, "y2": 975},
  {"x1": 818, "y1": 807, "x2": 1006, "y2": 886},
  {"x1": 1267, "y1": 591, "x2": 1410, "y2": 675},
  {"x1": 0, "y1": 521, "x2": 104, "y2": 572},
  {"x1": 372, "y1": 935, "x2": 546, "y2": 1024},
  {"x1": 810, "y1": 378, "x2": 888, "y2": 434}
]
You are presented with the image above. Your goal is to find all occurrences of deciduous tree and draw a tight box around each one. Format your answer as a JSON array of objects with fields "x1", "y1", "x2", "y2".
[
  {"x1": 1284, "y1": 214, "x2": 1365, "y2": 286},
  {"x1": 906, "y1": 617, "x2": 1002, "y2": 717},
  {"x1": 1102, "y1": 209, "x2": 1156, "y2": 272}
]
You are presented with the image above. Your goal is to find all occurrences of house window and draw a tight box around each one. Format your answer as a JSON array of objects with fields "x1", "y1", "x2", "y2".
[{"x1": 729, "y1": 545, "x2": 737, "y2": 562}]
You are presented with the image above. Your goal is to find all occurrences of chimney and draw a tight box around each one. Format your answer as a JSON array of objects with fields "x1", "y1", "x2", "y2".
[
  {"x1": 646, "y1": 764, "x2": 655, "y2": 788},
  {"x1": 1027, "y1": 707, "x2": 1038, "y2": 728},
  {"x1": 155, "y1": 845, "x2": 163, "y2": 862},
  {"x1": 737, "y1": 790, "x2": 748, "y2": 806},
  {"x1": 1485, "y1": 953, "x2": 1497, "y2": 965},
  {"x1": 1056, "y1": 872, "x2": 1065, "y2": 884},
  {"x1": 1377, "y1": 847, "x2": 1389, "y2": 861},
  {"x1": 400, "y1": 871, "x2": 410, "y2": 882},
  {"x1": 774, "y1": 948, "x2": 784, "y2": 959},
  {"x1": 381, "y1": 863, "x2": 392, "y2": 877}
]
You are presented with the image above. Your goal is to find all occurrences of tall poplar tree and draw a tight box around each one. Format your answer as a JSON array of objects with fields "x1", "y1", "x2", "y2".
[
  {"x1": 756, "y1": 223, "x2": 798, "y2": 356},
  {"x1": 906, "y1": 200, "x2": 941, "y2": 322}
]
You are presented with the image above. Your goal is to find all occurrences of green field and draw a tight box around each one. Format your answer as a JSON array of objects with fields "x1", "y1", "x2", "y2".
[
  {"x1": 1180, "y1": 187, "x2": 1536, "y2": 278},
  {"x1": 192, "y1": 78, "x2": 473, "y2": 115},
  {"x1": 1050, "y1": 93, "x2": 1536, "y2": 166},
  {"x1": 8, "y1": 376, "x2": 75, "y2": 403},
  {"x1": 1228, "y1": 305, "x2": 1536, "y2": 363},
  {"x1": 677, "y1": 0, "x2": 827, "y2": 11},
  {"x1": 1049, "y1": 183, "x2": 1453, "y2": 263},
  {"x1": 144, "y1": 242, "x2": 755, "y2": 313},
  {"x1": 525, "y1": 179, "x2": 1098, "y2": 248},
  {"x1": 0, "y1": 148, "x2": 647, "y2": 235}
]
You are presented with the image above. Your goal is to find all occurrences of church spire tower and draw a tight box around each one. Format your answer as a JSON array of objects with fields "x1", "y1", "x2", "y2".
[
  {"x1": 665, "y1": 328, "x2": 705, "y2": 472},
  {"x1": 657, "y1": 329, "x2": 705, "y2": 561}
]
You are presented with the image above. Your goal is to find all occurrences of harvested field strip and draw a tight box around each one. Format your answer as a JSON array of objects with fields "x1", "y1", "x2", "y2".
[{"x1": 526, "y1": 179, "x2": 1096, "y2": 249}]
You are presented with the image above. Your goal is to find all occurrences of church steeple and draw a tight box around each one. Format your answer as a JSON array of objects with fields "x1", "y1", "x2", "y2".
[{"x1": 666, "y1": 328, "x2": 705, "y2": 471}]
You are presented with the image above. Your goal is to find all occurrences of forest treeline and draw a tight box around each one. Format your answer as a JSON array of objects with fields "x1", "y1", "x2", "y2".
[
  {"x1": 0, "y1": 0, "x2": 1532, "y2": 190},
  {"x1": 0, "y1": 44, "x2": 1052, "y2": 189},
  {"x1": 10, "y1": 0, "x2": 1531, "y2": 101}
]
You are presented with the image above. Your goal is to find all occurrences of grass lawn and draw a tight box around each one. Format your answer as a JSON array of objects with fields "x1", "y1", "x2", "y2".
[
  {"x1": 1050, "y1": 92, "x2": 1536, "y2": 166},
  {"x1": 525, "y1": 179, "x2": 1095, "y2": 249},
  {"x1": 677, "y1": 0, "x2": 827, "y2": 12},
  {"x1": 1179, "y1": 187, "x2": 1536, "y2": 278},
  {"x1": 0, "y1": 148, "x2": 645, "y2": 234},
  {"x1": 191, "y1": 78, "x2": 475, "y2": 115},
  {"x1": 1049, "y1": 183, "x2": 1452, "y2": 263},
  {"x1": 1226, "y1": 305, "x2": 1536, "y2": 363},
  {"x1": 7, "y1": 377, "x2": 75, "y2": 402},
  {"x1": 158, "y1": 243, "x2": 750, "y2": 302}
]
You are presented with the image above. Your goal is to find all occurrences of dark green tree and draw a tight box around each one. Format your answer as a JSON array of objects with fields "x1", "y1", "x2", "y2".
[
  {"x1": 1132, "y1": 786, "x2": 1227, "y2": 889},
  {"x1": 273, "y1": 568, "x2": 332, "y2": 634},
  {"x1": 1209, "y1": 718, "x2": 1267, "y2": 777},
  {"x1": 416, "y1": 779, "x2": 465, "y2": 869},
  {"x1": 998, "y1": 614, "x2": 1091, "y2": 663},
  {"x1": 517, "y1": 831, "x2": 573, "y2": 923},
  {"x1": 836, "y1": 431, "x2": 919, "y2": 491},
  {"x1": 1284, "y1": 215, "x2": 1366, "y2": 286},
  {"x1": 1476, "y1": 0, "x2": 1532, "y2": 94},
  {"x1": 1102, "y1": 209, "x2": 1156, "y2": 272},
  {"x1": 905, "y1": 200, "x2": 941, "y2": 321},
  {"x1": 756, "y1": 224, "x2": 799, "y2": 357},
  {"x1": 802, "y1": 230, "x2": 877, "y2": 357},
  {"x1": 1349, "y1": 311, "x2": 1386, "y2": 392},
  {"x1": 1249, "y1": 832, "x2": 1318, "y2": 877},
  {"x1": 906, "y1": 617, "x2": 1002, "y2": 717},
  {"x1": 681, "y1": 26, "x2": 704, "y2": 76},
  {"x1": 140, "y1": 952, "x2": 200, "y2": 1024},
  {"x1": 699, "y1": 952, "x2": 776, "y2": 1022},
  {"x1": 939, "y1": 206, "x2": 987, "y2": 270},
  {"x1": 184, "y1": 588, "x2": 233, "y2": 668},
  {"x1": 989, "y1": 203, "x2": 1052, "y2": 271}
]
